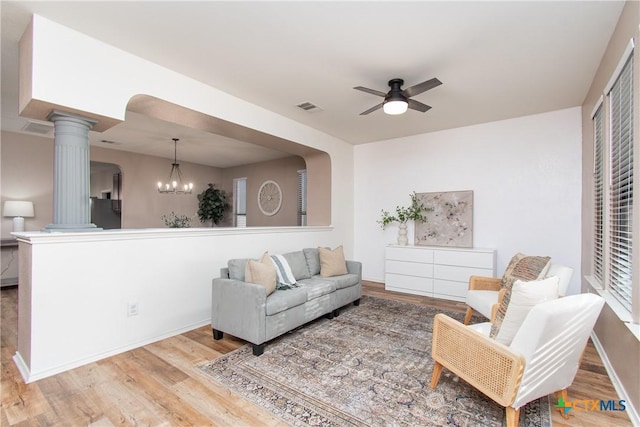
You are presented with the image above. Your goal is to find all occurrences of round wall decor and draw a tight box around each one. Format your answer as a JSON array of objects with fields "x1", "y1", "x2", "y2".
[{"x1": 258, "y1": 180, "x2": 282, "y2": 216}]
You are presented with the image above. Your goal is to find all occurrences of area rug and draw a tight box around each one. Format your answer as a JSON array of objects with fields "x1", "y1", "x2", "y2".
[{"x1": 199, "y1": 296, "x2": 551, "y2": 427}]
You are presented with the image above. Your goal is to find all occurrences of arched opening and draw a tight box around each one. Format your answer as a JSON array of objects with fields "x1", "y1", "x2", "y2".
[{"x1": 88, "y1": 95, "x2": 331, "y2": 227}]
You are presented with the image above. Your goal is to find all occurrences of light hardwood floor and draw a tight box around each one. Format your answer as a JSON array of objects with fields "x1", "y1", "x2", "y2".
[{"x1": 1, "y1": 281, "x2": 633, "y2": 426}]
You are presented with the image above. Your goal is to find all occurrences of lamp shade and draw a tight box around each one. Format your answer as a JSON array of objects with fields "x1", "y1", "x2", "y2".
[{"x1": 3, "y1": 201, "x2": 34, "y2": 218}]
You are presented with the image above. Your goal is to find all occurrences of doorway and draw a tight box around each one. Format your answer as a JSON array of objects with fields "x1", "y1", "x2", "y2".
[{"x1": 90, "y1": 161, "x2": 122, "y2": 229}]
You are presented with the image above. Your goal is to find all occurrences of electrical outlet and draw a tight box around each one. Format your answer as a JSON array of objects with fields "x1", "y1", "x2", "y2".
[{"x1": 127, "y1": 302, "x2": 139, "y2": 317}]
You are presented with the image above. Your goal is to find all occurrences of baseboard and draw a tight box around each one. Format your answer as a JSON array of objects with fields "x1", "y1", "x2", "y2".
[
  {"x1": 12, "y1": 351, "x2": 31, "y2": 382},
  {"x1": 590, "y1": 332, "x2": 639, "y2": 425},
  {"x1": 13, "y1": 318, "x2": 211, "y2": 384}
]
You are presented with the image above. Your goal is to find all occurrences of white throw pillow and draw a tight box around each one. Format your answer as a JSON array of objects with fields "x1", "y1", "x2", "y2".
[{"x1": 495, "y1": 276, "x2": 559, "y2": 346}]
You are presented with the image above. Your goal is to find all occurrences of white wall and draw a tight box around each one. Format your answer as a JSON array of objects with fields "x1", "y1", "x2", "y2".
[
  {"x1": 14, "y1": 227, "x2": 339, "y2": 382},
  {"x1": 354, "y1": 107, "x2": 582, "y2": 294}
]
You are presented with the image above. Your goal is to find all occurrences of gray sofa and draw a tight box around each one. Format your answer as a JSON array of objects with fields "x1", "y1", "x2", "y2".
[{"x1": 211, "y1": 248, "x2": 362, "y2": 355}]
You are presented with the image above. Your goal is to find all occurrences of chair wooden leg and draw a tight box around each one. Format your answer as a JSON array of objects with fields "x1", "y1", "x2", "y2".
[
  {"x1": 505, "y1": 407, "x2": 520, "y2": 427},
  {"x1": 430, "y1": 362, "x2": 443, "y2": 389},
  {"x1": 463, "y1": 307, "x2": 474, "y2": 325}
]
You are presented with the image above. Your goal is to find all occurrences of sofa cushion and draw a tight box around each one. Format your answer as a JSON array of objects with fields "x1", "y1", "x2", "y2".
[
  {"x1": 310, "y1": 273, "x2": 359, "y2": 290},
  {"x1": 265, "y1": 287, "x2": 308, "y2": 316},
  {"x1": 245, "y1": 252, "x2": 277, "y2": 296},
  {"x1": 303, "y1": 248, "x2": 321, "y2": 276},
  {"x1": 283, "y1": 251, "x2": 311, "y2": 280},
  {"x1": 319, "y1": 246, "x2": 348, "y2": 277},
  {"x1": 297, "y1": 279, "x2": 337, "y2": 300},
  {"x1": 228, "y1": 258, "x2": 249, "y2": 281}
]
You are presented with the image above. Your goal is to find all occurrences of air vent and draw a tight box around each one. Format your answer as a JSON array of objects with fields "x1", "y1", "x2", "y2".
[
  {"x1": 296, "y1": 101, "x2": 323, "y2": 113},
  {"x1": 21, "y1": 120, "x2": 53, "y2": 135}
]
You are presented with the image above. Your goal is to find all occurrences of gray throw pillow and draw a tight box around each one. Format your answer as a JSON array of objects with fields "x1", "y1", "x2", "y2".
[
  {"x1": 303, "y1": 248, "x2": 321, "y2": 276},
  {"x1": 227, "y1": 258, "x2": 249, "y2": 281},
  {"x1": 283, "y1": 251, "x2": 311, "y2": 280}
]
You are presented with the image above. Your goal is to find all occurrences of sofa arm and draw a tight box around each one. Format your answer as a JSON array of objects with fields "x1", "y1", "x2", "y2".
[
  {"x1": 468, "y1": 275, "x2": 501, "y2": 291},
  {"x1": 346, "y1": 260, "x2": 362, "y2": 279},
  {"x1": 211, "y1": 278, "x2": 267, "y2": 345}
]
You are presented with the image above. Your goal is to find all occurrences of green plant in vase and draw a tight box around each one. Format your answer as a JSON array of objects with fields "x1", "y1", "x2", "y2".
[{"x1": 379, "y1": 192, "x2": 431, "y2": 245}]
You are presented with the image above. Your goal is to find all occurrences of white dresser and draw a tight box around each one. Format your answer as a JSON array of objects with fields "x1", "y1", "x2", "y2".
[{"x1": 385, "y1": 245, "x2": 496, "y2": 302}]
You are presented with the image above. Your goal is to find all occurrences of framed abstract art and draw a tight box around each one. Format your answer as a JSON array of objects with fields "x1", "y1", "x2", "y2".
[{"x1": 415, "y1": 190, "x2": 473, "y2": 247}]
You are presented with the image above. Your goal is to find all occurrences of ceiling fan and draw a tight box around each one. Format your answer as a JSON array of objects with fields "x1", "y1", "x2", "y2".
[{"x1": 354, "y1": 77, "x2": 442, "y2": 115}]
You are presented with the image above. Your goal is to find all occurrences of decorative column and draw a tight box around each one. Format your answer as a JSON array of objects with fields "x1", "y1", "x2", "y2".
[{"x1": 44, "y1": 110, "x2": 101, "y2": 232}]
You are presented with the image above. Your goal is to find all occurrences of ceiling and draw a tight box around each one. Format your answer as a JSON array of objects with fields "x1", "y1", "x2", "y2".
[{"x1": 1, "y1": 1, "x2": 625, "y2": 168}]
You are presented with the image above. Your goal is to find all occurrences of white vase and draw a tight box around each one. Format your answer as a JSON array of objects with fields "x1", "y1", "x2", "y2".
[{"x1": 397, "y1": 223, "x2": 408, "y2": 246}]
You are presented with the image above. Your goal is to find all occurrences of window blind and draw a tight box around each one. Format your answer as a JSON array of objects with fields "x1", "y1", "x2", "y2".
[
  {"x1": 234, "y1": 178, "x2": 247, "y2": 228},
  {"x1": 593, "y1": 105, "x2": 604, "y2": 283},
  {"x1": 608, "y1": 54, "x2": 633, "y2": 310},
  {"x1": 298, "y1": 170, "x2": 307, "y2": 226}
]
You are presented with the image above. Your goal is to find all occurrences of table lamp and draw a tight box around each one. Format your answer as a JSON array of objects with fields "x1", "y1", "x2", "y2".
[{"x1": 3, "y1": 201, "x2": 34, "y2": 232}]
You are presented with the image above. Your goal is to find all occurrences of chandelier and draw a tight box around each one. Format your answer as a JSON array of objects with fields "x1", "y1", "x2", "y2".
[{"x1": 157, "y1": 138, "x2": 194, "y2": 194}]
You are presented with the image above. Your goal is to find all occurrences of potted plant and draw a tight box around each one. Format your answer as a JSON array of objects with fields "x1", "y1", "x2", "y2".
[
  {"x1": 197, "y1": 183, "x2": 230, "y2": 226},
  {"x1": 378, "y1": 192, "x2": 431, "y2": 245},
  {"x1": 161, "y1": 212, "x2": 193, "y2": 228}
]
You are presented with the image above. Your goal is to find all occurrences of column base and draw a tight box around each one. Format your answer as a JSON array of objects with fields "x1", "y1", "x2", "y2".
[{"x1": 42, "y1": 224, "x2": 103, "y2": 233}]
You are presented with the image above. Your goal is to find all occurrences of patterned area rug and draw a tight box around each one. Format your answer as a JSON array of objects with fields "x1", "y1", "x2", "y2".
[{"x1": 200, "y1": 296, "x2": 551, "y2": 427}]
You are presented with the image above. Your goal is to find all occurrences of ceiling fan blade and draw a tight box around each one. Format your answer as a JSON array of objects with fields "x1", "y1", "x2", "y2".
[
  {"x1": 360, "y1": 103, "x2": 383, "y2": 115},
  {"x1": 354, "y1": 86, "x2": 387, "y2": 97},
  {"x1": 407, "y1": 99, "x2": 432, "y2": 113},
  {"x1": 402, "y1": 78, "x2": 442, "y2": 98}
]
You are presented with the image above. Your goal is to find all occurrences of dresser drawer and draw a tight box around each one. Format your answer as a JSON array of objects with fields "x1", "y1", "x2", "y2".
[
  {"x1": 385, "y1": 260, "x2": 433, "y2": 277},
  {"x1": 386, "y1": 247, "x2": 434, "y2": 263},
  {"x1": 434, "y1": 250, "x2": 495, "y2": 269},
  {"x1": 433, "y1": 279, "x2": 469, "y2": 300},
  {"x1": 433, "y1": 264, "x2": 493, "y2": 283},
  {"x1": 385, "y1": 273, "x2": 434, "y2": 293}
]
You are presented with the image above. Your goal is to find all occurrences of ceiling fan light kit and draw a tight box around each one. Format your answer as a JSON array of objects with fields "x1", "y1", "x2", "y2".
[
  {"x1": 355, "y1": 77, "x2": 442, "y2": 116},
  {"x1": 382, "y1": 78, "x2": 409, "y2": 115},
  {"x1": 383, "y1": 100, "x2": 408, "y2": 115}
]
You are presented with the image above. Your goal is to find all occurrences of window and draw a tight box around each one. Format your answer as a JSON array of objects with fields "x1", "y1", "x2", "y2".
[
  {"x1": 607, "y1": 53, "x2": 633, "y2": 311},
  {"x1": 591, "y1": 41, "x2": 634, "y2": 317},
  {"x1": 593, "y1": 104, "x2": 604, "y2": 283},
  {"x1": 234, "y1": 178, "x2": 247, "y2": 228},
  {"x1": 298, "y1": 169, "x2": 307, "y2": 226}
]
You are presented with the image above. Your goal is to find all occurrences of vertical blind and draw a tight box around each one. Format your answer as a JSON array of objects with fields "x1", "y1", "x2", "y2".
[
  {"x1": 298, "y1": 170, "x2": 307, "y2": 226},
  {"x1": 593, "y1": 105, "x2": 604, "y2": 283},
  {"x1": 235, "y1": 178, "x2": 247, "y2": 228},
  {"x1": 608, "y1": 54, "x2": 633, "y2": 310}
]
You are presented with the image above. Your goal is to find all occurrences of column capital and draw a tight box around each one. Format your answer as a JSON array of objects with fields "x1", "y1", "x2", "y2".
[{"x1": 47, "y1": 109, "x2": 98, "y2": 129}]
